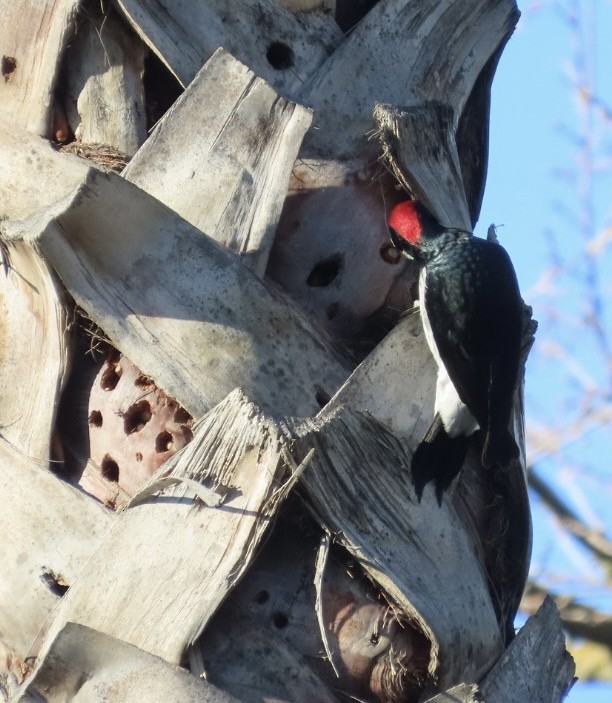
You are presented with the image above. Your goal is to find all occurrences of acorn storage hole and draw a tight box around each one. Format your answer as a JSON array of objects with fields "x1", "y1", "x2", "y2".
[
  {"x1": 306, "y1": 253, "x2": 343, "y2": 287},
  {"x1": 1, "y1": 55, "x2": 16, "y2": 80},
  {"x1": 314, "y1": 385, "x2": 331, "y2": 408},
  {"x1": 266, "y1": 41, "x2": 294, "y2": 70},
  {"x1": 88, "y1": 410, "x2": 103, "y2": 428},
  {"x1": 155, "y1": 431, "x2": 174, "y2": 453},
  {"x1": 254, "y1": 590, "x2": 270, "y2": 605},
  {"x1": 326, "y1": 302, "x2": 339, "y2": 320},
  {"x1": 123, "y1": 400, "x2": 152, "y2": 435},
  {"x1": 40, "y1": 568, "x2": 69, "y2": 597},
  {"x1": 101, "y1": 454, "x2": 119, "y2": 482},
  {"x1": 101, "y1": 361, "x2": 122, "y2": 390},
  {"x1": 272, "y1": 612, "x2": 289, "y2": 629},
  {"x1": 134, "y1": 373, "x2": 154, "y2": 388},
  {"x1": 174, "y1": 406, "x2": 192, "y2": 425}
]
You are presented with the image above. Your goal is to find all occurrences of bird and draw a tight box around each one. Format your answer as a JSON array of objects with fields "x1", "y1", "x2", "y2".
[{"x1": 388, "y1": 200, "x2": 523, "y2": 504}]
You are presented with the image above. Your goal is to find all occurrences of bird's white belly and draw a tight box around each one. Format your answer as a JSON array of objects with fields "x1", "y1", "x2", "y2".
[
  {"x1": 434, "y1": 365, "x2": 479, "y2": 437},
  {"x1": 419, "y1": 269, "x2": 479, "y2": 438}
]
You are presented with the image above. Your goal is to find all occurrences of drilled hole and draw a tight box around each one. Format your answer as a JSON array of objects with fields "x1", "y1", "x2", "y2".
[
  {"x1": 266, "y1": 42, "x2": 294, "y2": 70},
  {"x1": 273, "y1": 612, "x2": 288, "y2": 629},
  {"x1": 254, "y1": 589, "x2": 270, "y2": 605},
  {"x1": 88, "y1": 410, "x2": 103, "y2": 428},
  {"x1": 134, "y1": 373, "x2": 154, "y2": 388},
  {"x1": 314, "y1": 385, "x2": 330, "y2": 408},
  {"x1": 123, "y1": 400, "x2": 152, "y2": 435},
  {"x1": 326, "y1": 302, "x2": 339, "y2": 320},
  {"x1": 135, "y1": 452, "x2": 143, "y2": 462},
  {"x1": 107, "y1": 348, "x2": 121, "y2": 363},
  {"x1": 155, "y1": 431, "x2": 174, "y2": 453},
  {"x1": 101, "y1": 454, "x2": 119, "y2": 482},
  {"x1": 306, "y1": 253, "x2": 342, "y2": 287},
  {"x1": 40, "y1": 568, "x2": 69, "y2": 597},
  {"x1": 101, "y1": 363, "x2": 121, "y2": 391},
  {"x1": 174, "y1": 406, "x2": 192, "y2": 425},
  {"x1": 1, "y1": 56, "x2": 17, "y2": 81}
]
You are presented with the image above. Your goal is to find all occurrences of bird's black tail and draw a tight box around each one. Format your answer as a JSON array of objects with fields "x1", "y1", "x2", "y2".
[
  {"x1": 481, "y1": 428, "x2": 520, "y2": 471},
  {"x1": 411, "y1": 416, "x2": 469, "y2": 505}
]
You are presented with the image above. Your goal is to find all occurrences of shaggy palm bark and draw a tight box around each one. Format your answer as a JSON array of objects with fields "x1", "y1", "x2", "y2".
[{"x1": 0, "y1": 1, "x2": 574, "y2": 702}]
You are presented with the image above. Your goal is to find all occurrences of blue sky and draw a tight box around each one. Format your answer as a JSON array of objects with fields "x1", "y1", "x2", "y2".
[{"x1": 479, "y1": 2, "x2": 612, "y2": 700}]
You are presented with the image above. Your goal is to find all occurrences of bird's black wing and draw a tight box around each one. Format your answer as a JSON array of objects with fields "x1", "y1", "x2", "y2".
[{"x1": 423, "y1": 237, "x2": 522, "y2": 433}]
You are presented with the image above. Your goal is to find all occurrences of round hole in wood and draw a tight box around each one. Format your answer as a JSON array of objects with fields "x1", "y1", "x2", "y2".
[
  {"x1": 155, "y1": 431, "x2": 174, "y2": 453},
  {"x1": 254, "y1": 589, "x2": 270, "y2": 605},
  {"x1": 266, "y1": 42, "x2": 294, "y2": 70},
  {"x1": 101, "y1": 454, "x2": 119, "y2": 482},
  {"x1": 306, "y1": 253, "x2": 343, "y2": 287},
  {"x1": 273, "y1": 612, "x2": 289, "y2": 629},
  {"x1": 123, "y1": 400, "x2": 152, "y2": 435},
  {"x1": 88, "y1": 410, "x2": 103, "y2": 428}
]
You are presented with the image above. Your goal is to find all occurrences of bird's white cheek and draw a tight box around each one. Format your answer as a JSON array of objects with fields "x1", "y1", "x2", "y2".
[{"x1": 435, "y1": 367, "x2": 480, "y2": 438}]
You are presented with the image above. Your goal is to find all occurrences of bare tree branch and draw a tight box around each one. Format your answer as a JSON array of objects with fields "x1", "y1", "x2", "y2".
[
  {"x1": 528, "y1": 468, "x2": 612, "y2": 567},
  {"x1": 523, "y1": 582, "x2": 612, "y2": 651}
]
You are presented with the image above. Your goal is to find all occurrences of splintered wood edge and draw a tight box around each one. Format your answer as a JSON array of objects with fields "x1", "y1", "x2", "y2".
[
  {"x1": 18, "y1": 623, "x2": 240, "y2": 703},
  {"x1": 2, "y1": 166, "x2": 350, "y2": 419},
  {"x1": 0, "y1": 239, "x2": 71, "y2": 462},
  {"x1": 424, "y1": 683, "x2": 481, "y2": 703},
  {"x1": 287, "y1": 406, "x2": 506, "y2": 686},
  {"x1": 313, "y1": 533, "x2": 341, "y2": 679},
  {"x1": 480, "y1": 597, "x2": 576, "y2": 703},
  {"x1": 123, "y1": 48, "x2": 313, "y2": 278},
  {"x1": 29, "y1": 389, "x2": 299, "y2": 669},
  {"x1": 373, "y1": 101, "x2": 471, "y2": 230}
]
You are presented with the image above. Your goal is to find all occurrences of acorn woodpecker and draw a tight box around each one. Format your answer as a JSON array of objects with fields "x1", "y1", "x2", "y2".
[{"x1": 388, "y1": 200, "x2": 523, "y2": 504}]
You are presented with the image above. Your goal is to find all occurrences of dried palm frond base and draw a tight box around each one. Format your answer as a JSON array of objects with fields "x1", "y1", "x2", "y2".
[{"x1": 59, "y1": 141, "x2": 129, "y2": 173}]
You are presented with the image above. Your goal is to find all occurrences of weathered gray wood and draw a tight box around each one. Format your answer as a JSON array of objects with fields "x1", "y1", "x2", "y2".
[
  {"x1": 277, "y1": 0, "x2": 335, "y2": 10},
  {"x1": 425, "y1": 683, "x2": 480, "y2": 702},
  {"x1": 327, "y1": 308, "x2": 437, "y2": 444},
  {"x1": 0, "y1": 241, "x2": 70, "y2": 462},
  {"x1": 78, "y1": 458, "x2": 131, "y2": 510},
  {"x1": 115, "y1": 0, "x2": 342, "y2": 97},
  {"x1": 61, "y1": 3, "x2": 147, "y2": 155},
  {"x1": 124, "y1": 49, "x2": 312, "y2": 276},
  {"x1": 0, "y1": 0, "x2": 79, "y2": 136},
  {"x1": 0, "y1": 122, "x2": 92, "y2": 221},
  {"x1": 33, "y1": 390, "x2": 300, "y2": 665},
  {"x1": 423, "y1": 624, "x2": 574, "y2": 703},
  {"x1": 2, "y1": 168, "x2": 350, "y2": 419},
  {"x1": 299, "y1": 0, "x2": 519, "y2": 161},
  {"x1": 0, "y1": 438, "x2": 113, "y2": 659},
  {"x1": 266, "y1": 158, "x2": 406, "y2": 338},
  {"x1": 289, "y1": 405, "x2": 504, "y2": 689},
  {"x1": 190, "y1": 504, "x2": 419, "y2": 702},
  {"x1": 267, "y1": 0, "x2": 518, "y2": 341},
  {"x1": 480, "y1": 597, "x2": 575, "y2": 703},
  {"x1": 326, "y1": 298, "x2": 534, "y2": 644},
  {"x1": 18, "y1": 623, "x2": 239, "y2": 703},
  {"x1": 374, "y1": 102, "x2": 472, "y2": 230},
  {"x1": 192, "y1": 609, "x2": 338, "y2": 703}
]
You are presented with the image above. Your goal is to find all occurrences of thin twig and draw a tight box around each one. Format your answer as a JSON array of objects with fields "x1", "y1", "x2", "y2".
[{"x1": 314, "y1": 532, "x2": 341, "y2": 678}]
